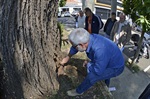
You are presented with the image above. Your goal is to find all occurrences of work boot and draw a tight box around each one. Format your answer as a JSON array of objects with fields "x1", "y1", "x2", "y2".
[{"x1": 67, "y1": 89, "x2": 83, "y2": 96}]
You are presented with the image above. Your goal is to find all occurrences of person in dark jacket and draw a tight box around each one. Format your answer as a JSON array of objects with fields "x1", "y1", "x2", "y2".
[
  {"x1": 75, "y1": 13, "x2": 79, "y2": 28},
  {"x1": 104, "y1": 12, "x2": 117, "y2": 39},
  {"x1": 84, "y1": 7, "x2": 103, "y2": 34}
]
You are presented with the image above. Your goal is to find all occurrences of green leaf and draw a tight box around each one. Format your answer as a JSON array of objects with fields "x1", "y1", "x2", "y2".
[{"x1": 123, "y1": 0, "x2": 150, "y2": 32}]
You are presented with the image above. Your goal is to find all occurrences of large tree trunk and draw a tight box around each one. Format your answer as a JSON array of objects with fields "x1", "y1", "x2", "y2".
[{"x1": 0, "y1": 0, "x2": 61, "y2": 98}]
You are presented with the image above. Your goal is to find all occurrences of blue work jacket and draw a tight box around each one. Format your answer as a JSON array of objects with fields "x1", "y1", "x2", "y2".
[{"x1": 69, "y1": 34, "x2": 125, "y2": 75}]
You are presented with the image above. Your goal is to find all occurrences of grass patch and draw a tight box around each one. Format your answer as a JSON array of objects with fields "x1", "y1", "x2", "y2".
[
  {"x1": 125, "y1": 61, "x2": 140, "y2": 73},
  {"x1": 57, "y1": 22, "x2": 65, "y2": 34}
]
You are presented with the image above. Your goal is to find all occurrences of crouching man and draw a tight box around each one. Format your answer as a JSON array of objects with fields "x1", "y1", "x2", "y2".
[{"x1": 60, "y1": 28, "x2": 125, "y2": 96}]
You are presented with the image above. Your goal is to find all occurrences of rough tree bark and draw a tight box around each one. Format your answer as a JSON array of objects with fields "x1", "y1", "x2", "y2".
[{"x1": 0, "y1": 0, "x2": 62, "y2": 98}]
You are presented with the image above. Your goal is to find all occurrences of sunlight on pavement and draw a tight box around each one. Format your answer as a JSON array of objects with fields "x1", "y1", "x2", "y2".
[{"x1": 144, "y1": 65, "x2": 150, "y2": 72}]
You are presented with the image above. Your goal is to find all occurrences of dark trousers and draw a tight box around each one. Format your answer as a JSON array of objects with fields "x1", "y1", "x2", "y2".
[{"x1": 76, "y1": 67, "x2": 124, "y2": 94}]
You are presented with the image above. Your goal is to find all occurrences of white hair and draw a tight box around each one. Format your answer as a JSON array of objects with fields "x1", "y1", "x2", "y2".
[{"x1": 68, "y1": 28, "x2": 90, "y2": 45}]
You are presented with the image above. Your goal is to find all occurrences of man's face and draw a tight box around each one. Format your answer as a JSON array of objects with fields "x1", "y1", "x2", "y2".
[
  {"x1": 79, "y1": 11, "x2": 83, "y2": 17},
  {"x1": 84, "y1": 10, "x2": 90, "y2": 17},
  {"x1": 76, "y1": 45, "x2": 86, "y2": 52},
  {"x1": 119, "y1": 15, "x2": 125, "y2": 23},
  {"x1": 71, "y1": 41, "x2": 86, "y2": 52},
  {"x1": 111, "y1": 15, "x2": 116, "y2": 20},
  {"x1": 72, "y1": 44, "x2": 86, "y2": 52}
]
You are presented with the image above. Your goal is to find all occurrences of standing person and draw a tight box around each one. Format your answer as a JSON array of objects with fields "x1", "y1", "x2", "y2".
[
  {"x1": 60, "y1": 28, "x2": 125, "y2": 96},
  {"x1": 104, "y1": 12, "x2": 117, "y2": 39},
  {"x1": 110, "y1": 13, "x2": 131, "y2": 50},
  {"x1": 77, "y1": 10, "x2": 86, "y2": 28},
  {"x1": 75, "y1": 13, "x2": 79, "y2": 28},
  {"x1": 84, "y1": 7, "x2": 103, "y2": 34}
]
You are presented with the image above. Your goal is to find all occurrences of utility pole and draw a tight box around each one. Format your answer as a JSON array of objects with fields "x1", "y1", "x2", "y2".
[
  {"x1": 82, "y1": 0, "x2": 94, "y2": 12},
  {"x1": 111, "y1": 0, "x2": 117, "y2": 13}
]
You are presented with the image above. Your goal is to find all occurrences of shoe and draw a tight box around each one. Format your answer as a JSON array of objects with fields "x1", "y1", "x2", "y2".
[
  {"x1": 67, "y1": 89, "x2": 83, "y2": 96},
  {"x1": 108, "y1": 87, "x2": 116, "y2": 92}
]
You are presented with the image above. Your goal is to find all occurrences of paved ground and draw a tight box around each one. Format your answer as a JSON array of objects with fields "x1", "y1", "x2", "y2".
[{"x1": 110, "y1": 67, "x2": 150, "y2": 99}]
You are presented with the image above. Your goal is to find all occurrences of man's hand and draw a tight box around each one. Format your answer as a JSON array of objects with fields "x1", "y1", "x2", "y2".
[
  {"x1": 60, "y1": 56, "x2": 70, "y2": 65},
  {"x1": 83, "y1": 60, "x2": 88, "y2": 67}
]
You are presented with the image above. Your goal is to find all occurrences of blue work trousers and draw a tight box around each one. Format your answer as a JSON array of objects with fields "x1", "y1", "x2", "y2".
[{"x1": 76, "y1": 67, "x2": 124, "y2": 94}]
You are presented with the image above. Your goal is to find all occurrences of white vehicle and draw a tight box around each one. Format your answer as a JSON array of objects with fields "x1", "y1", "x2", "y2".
[
  {"x1": 58, "y1": 11, "x2": 64, "y2": 17},
  {"x1": 61, "y1": 13, "x2": 64, "y2": 17},
  {"x1": 58, "y1": 12, "x2": 61, "y2": 17},
  {"x1": 144, "y1": 32, "x2": 150, "y2": 44},
  {"x1": 135, "y1": 25, "x2": 142, "y2": 32},
  {"x1": 71, "y1": 11, "x2": 78, "y2": 17},
  {"x1": 133, "y1": 23, "x2": 150, "y2": 44},
  {"x1": 64, "y1": 12, "x2": 71, "y2": 17}
]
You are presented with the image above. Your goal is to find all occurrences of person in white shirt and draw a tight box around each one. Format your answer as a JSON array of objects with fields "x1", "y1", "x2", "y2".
[
  {"x1": 77, "y1": 10, "x2": 85, "y2": 28},
  {"x1": 110, "y1": 13, "x2": 131, "y2": 51}
]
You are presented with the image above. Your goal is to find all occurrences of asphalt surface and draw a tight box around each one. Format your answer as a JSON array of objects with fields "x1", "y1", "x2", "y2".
[{"x1": 58, "y1": 16, "x2": 150, "y2": 99}]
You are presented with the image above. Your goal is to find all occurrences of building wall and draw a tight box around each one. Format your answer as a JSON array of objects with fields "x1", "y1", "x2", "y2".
[
  {"x1": 59, "y1": 0, "x2": 82, "y2": 14},
  {"x1": 94, "y1": 0, "x2": 123, "y2": 19},
  {"x1": 97, "y1": 0, "x2": 111, "y2": 5}
]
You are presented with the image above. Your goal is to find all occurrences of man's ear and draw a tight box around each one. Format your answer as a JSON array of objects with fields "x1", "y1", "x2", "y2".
[{"x1": 84, "y1": 42, "x2": 89, "y2": 48}]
